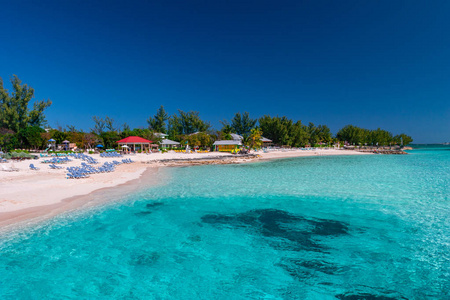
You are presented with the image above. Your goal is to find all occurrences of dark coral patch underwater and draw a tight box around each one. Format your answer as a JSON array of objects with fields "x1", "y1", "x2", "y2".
[{"x1": 201, "y1": 208, "x2": 349, "y2": 251}]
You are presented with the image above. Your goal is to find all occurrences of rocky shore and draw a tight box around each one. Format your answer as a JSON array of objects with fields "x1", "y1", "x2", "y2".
[
  {"x1": 356, "y1": 149, "x2": 407, "y2": 154},
  {"x1": 145, "y1": 154, "x2": 259, "y2": 166}
]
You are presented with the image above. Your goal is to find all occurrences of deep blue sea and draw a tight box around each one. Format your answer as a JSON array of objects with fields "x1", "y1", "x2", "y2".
[{"x1": 1, "y1": 147, "x2": 449, "y2": 299}]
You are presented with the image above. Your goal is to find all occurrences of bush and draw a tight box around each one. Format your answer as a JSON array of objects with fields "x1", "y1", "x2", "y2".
[
  {"x1": 11, "y1": 149, "x2": 30, "y2": 154},
  {"x1": 4, "y1": 151, "x2": 34, "y2": 159}
]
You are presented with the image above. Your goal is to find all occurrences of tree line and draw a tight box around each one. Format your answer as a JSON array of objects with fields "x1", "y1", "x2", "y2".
[
  {"x1": 336, "y1": 125, "x2": 413, "y2": 146},
  {"x1": 0, "y1": 75, "x2": 413, "y2": 151}
]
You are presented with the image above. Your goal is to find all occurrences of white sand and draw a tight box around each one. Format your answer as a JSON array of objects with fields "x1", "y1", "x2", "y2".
[{"x1": 0, "y1": 149, "x2": 369, "y2": 227}]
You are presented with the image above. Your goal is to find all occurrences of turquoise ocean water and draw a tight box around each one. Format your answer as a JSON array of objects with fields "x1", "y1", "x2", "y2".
[{"x1": 1, "y1": 147, "x2": 449, "y2": 299}]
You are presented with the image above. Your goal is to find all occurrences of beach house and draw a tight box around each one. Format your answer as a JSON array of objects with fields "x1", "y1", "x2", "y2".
[
  {"x1": 261, "y1": 137, "x2": 273, "y2": 147},
  {"x1": 160, "y1": 139, "x2": 181, "y2": 149},
  {"x1": 213, "y1": 133, "x2": 243, "y2": 152}
]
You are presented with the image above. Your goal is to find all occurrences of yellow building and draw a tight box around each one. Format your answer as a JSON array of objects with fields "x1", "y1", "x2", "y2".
[{"x1": 213, "y1": 140, "x2": 242, "y2": 152}]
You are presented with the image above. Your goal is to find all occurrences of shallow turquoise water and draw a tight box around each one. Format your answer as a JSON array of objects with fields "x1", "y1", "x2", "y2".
[{"x1": 1, "y1": 148, "x2": 449, "y2": 299}]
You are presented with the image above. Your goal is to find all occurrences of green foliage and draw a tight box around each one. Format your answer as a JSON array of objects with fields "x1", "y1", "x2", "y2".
[
  {"x1": 393, "y1": 133, "x2": 413, "y2": 146},
  {"x1": 168, "y1": 110, "x2": 210, "y2": 140},
  {"x1": 258, "y1": 115, "x2": 292, "y2": 146},
  {"x1": 368, "y1": 128, "x2": 393, "y2": 146},
  {"x1": 10, "y1": 149, "x2": 30, "y2": 154},
  {"x1": 336, "y1": 125, "x2": 362, "y2": 145},
  {"x1": 91, "y1": 116, "x2": 105, "y2": 135},
  {"x1": 100, "y1": 131, "x2": 120, "y2": 149},
  {"x1": 147, "y1": 105, "x2": 169, "y2": 133},
  {"x1": 179, "y1": 110, "x2": 210, "y2": 134},
  {"x1": 167, "y1": 113, "x2": 183, "y2": 140},
  {"x1": 66, "y1": 125, "x2": 77, "y2": 132},
  {"x1": 82, "y1": 133, "x2": 98, "y2": 150},
  {"x1": 308, "y1": 123, "x2": 332, "y2": 145},
  {"x1": 230, "y1": 112, "x2": 256, "y2": 136},
  {"x1": 258, "y1": 116, "x2": 332, "y2": 147},
  {"x1": 51, "y1": 130, "x2": 68, "y2": 144},
  {"x1": 336, "y1": 125, "x2": 412, "y2": 146},
  {"x1": 104, "y1": 116, "x2": 117, "y2": 131},
  {"x1": 0, "y1": 128, "x2": 16, "y2": 151},
  {"x1": 122, "y1": 123, "x2": 131, "y2": 132},
  {"x1": 91, "y1": 116, "x2": 117, "y2": 135},
  {"x1": 9, "y1": 151, "x2": 33, "y2": 159},
  {"x1": 0, "y1": 75, "x2": 51, "y2": 132},
  {"x1": 181, "y1": 132, "x2": 212, "y2": 147},
  {"x1": 289, "y1": 121, "x2": 310, "y2": 147},
  {"x1": 17, "y1": 126, "x2": 45, "y2": 149},
  {"x1": 219, "y1": 123, "x2": 233, "y2": 140},
  {"x1": 248, "y1": 128, "x2": 263, "y2": 149}
]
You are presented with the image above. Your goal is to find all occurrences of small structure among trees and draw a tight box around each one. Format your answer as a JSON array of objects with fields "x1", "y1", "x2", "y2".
[{"x1": 117, "y1": 136, "x2": 154, "y2": 152}]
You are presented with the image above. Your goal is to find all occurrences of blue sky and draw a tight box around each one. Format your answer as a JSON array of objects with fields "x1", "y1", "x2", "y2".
[{"x1": 1, "y1": 0, "x2": 449, "y2": 143}]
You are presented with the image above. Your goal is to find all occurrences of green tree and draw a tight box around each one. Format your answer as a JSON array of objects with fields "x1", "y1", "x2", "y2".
[
  {"x1": 120, "y1": 123, "x2": 132, "y2": 138},
  {"x1": 258, "y1": 115, "x2": 291, "y2": 146},
  {"x1": 179, "y1": 110, "x2": 210, "y2": 134},
  {"x1": 368, "y1": 128, "x2": 393, "y2": 146},
  {"x1": 182, "y1": 132, "x2": 213, "y2": 148},
  {"x1": 0, "y1": 128, "x2": 17, "y2": 151},
  {"x1": 336, "y1": 125, "x2": 407, "y2": 147},
  {"x1": 167, "y1": 110, "x2": 210, "y2": 140},
  {"x1": 231, "y1": 112, "x2": 257, "y2": 136},
  {"x1": 248, "y1": 128, "x2": 263, "y2": 149},
  {"x1": 147, "y1": 105, "x2": 169, "y2": 133},
  {"x1": 0, "y1": 75, "x2": 52, "y2": 132},
  {"x1": 82, "y1": 133, "x2": 98, "y2": 150},
  {"x1": 336, "y1": 125, "x2": 364, "y2": 145},
  {"x1": 51, "y1": 130, "x2": 68, "y2": 144},
  {"x1": 315, "y1": 124, "x2": 332, "y2": 145},
  {"x1": 167, "y1": 113, "x2": 183, "y2": 141},
  {"x1": 393, "y1": 133, "x2": 413, "y2": 146},
  {"x1": 17, "y1": 126, "x2": 45, "y2": 149},
  {"x1": 307, "y1": 122, "x2": 319, "y2": 146},
  {"x1": 91, "y1": 116, "x2": 106, "y2": 135},
  {"x1": 100, "y1": 131, "x2": 120, "y2": 149},
  {"x1": 66, "y1": 125, "x2": 77, "y2": 133},
  {"x1": 219, "y1": 121, "x2": 233, "y2": 140},
  {"x1": 290, "y1": 121, "x2": 310, "y2": 147},
  {"x1": 105, "y1": 116, "x2": 117, "y2": 132}
]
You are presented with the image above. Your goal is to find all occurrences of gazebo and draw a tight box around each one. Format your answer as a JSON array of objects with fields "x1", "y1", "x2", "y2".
[
  {"x1": 62, "y1": 140, "x2": 70, "y2": 151},
  {"x1": 117, "y1": 136, "x2": 154, "y2": 152}
]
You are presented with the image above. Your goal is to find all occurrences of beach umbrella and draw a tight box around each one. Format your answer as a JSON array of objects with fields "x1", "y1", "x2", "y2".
[
  {"x1": 62, "y1": 140, "x2": 70, "y2": 143},
  {"x1": 121, "y1": 145, "x2": 129, "y2": 148},
  {"x1": 96, "y1": 144, "x2": 104, "y2": 148},
  {"x1": 48, "y1": 139, "x2": 56, "y2": 142}
]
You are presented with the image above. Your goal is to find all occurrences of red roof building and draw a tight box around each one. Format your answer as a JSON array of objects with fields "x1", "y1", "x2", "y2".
[
  {"x1": 116, "y1": 136, "x2": 152, "y2": 144},
  {"x1": 116, "y1": 136, "x2": 154, "y2": 152}
]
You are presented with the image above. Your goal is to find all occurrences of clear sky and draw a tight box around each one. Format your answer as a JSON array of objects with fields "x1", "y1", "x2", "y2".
[{"x1": 1, "y1": 0, "x2": 449, "y2": 143}]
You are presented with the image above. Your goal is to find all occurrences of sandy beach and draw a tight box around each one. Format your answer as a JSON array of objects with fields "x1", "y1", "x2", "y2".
[{"x1": 0, "y1": 149, "x2": 369, "y2": 229}]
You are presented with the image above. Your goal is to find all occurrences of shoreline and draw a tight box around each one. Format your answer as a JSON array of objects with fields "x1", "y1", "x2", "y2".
[
  {"x1": 0, "y1": 149, "x2": 370, "y2": 231},
  {"x1": 0, "y1": 166, "x2": 167, "y2": 232}
]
